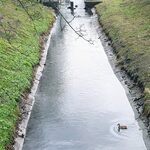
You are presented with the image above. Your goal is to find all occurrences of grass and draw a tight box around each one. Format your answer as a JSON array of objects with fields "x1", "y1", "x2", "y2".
[
  {"x1": 96, "y1": 0, "x2": 150, "y2": 115},
  {"x1": 0, "y1": 0, "x2": 55, "y2": 149}
]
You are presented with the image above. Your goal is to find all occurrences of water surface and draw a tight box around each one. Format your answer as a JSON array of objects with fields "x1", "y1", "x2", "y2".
[{"x1": 23, "y1": 1, "x2": 147, "y2": 149}]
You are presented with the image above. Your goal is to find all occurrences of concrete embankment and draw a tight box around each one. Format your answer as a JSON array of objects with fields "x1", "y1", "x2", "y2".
[
  {"x1": 96, "y1": 0, "x2": 150, "y2": 117},
  {"x1": 0, "y1": 0, "x2": 55, "y2": 149}
]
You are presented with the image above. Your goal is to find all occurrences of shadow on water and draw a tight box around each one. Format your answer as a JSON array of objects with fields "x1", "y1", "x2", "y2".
[{"x1": 23, "y1": 0, "x2": 149, "y2": 150}]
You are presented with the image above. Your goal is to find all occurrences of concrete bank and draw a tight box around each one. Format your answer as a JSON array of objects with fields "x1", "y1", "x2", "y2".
[
  {"x1": 13, "y1": 21, "x2": 56, "y2": 150},
  {"x1": 0, "y1": 1, "x2": 55, "y2": 149}
]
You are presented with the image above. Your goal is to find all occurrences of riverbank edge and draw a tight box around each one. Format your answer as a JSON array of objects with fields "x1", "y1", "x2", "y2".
[
  {"x1": 13, "y1": 19, "x2": 56, "y2": 150},
  {"x1": 94, "y1": 7, "x2": 150, "y2": 150},
  {"x1": 95, "y1": 3, "x2": 150, "y2": 127},
  {"x1": 93, "y1": 10, "x2": 150, "y2": 149},
  {"x1": 96, "y1": 0, "x2": 150, "y2": 119}
]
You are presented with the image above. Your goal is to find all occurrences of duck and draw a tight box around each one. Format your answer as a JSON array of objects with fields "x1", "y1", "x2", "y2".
[{"x1": 117, "y1": 123, "x2": 127, "y2": 132}]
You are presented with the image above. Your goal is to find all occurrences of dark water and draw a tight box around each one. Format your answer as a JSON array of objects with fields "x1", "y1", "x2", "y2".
[{"x1": 23, "y1": 1, "x2": 147, "y2": 150}]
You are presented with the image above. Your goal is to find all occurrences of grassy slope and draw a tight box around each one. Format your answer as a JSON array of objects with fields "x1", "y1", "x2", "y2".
[
  {"x1": 0, "y1": 0, "x2": 55, "y2": 149},
  {"x1": 96, "y1": 0, "x2": 150, "y2": 114}
]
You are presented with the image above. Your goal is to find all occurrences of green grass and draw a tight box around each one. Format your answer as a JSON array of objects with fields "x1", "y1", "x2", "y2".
[
  {"x1": 96, "y1": 0, "x2": 150, "y2": 115},
  {"x1": 0, "y1": 0, "x2": 55, "y2": 149}
]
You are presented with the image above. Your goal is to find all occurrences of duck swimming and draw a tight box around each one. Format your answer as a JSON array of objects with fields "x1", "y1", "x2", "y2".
[{"x1": 117, "y1": 123, "x2": 127, "y2": 132}]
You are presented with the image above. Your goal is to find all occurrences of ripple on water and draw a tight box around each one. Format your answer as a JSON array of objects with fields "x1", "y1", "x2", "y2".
[
  {"x1": 47, "y1": 140, "x2": 75, "y2": 146},
  {"x1": 109, "y1": 119, "x2": 139, "y2": 140}
]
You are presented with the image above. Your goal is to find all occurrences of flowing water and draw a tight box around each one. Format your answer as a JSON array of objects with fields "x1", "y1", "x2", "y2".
[{"x1": 23, "y1": 1, "x2": 147, "y2": 149}]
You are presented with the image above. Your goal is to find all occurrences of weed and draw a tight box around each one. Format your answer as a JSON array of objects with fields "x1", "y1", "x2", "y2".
[{"x1": 0, "y1": 0, "x2": 55, "y2": 149}]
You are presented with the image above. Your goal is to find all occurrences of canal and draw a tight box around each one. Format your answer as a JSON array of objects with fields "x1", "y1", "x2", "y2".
[{"x1": 23, "y1": 0, "x2": 147, "y2": 149}]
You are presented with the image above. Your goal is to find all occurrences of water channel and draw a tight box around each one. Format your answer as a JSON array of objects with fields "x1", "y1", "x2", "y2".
[{"x1": 23, "y1": 0, "x2": 147, "y2": 149}]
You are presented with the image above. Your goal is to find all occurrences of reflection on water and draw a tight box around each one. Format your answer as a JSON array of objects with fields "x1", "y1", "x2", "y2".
[{"x1": 23, "y1": 0, "x2": 147, "y2": 150}]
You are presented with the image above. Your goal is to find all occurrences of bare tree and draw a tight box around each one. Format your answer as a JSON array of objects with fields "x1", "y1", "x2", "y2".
[{"x1": 55, "y1": 4, "x2": 94, "y2": 44}]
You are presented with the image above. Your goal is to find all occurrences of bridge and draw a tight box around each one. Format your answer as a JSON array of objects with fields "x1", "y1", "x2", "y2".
[
  {"x1": 84, "y1": 0, "x2": 102, "y2": 9},
  {"x1": 39, "y1": 0, "x2": 62, "y2": 8},
  {"x1": 39, "y1": 0, "x2": 102, "y2": 11}
]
